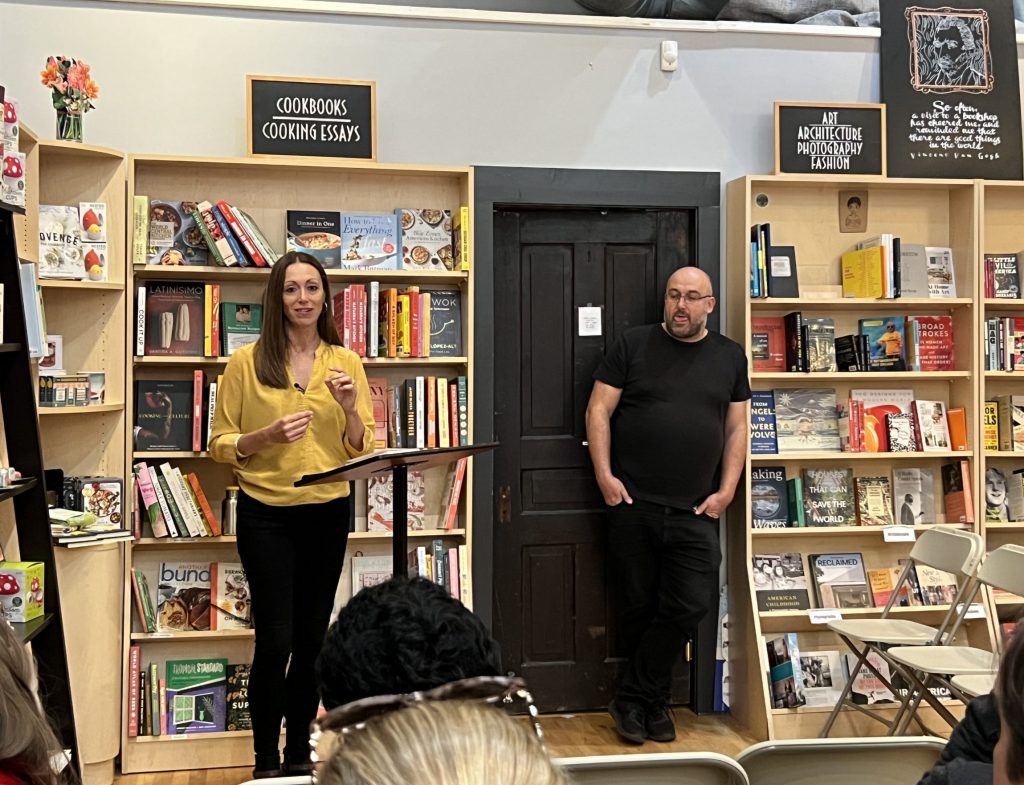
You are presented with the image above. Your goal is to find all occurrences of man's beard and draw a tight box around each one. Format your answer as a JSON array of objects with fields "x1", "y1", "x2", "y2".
[{"x1": 665, "y1": 315, "x2": 705, "y2": 340}]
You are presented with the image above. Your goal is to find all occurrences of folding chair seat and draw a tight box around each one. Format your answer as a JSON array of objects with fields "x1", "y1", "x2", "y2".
[
  {"x1": 949, "y1": 673, "x2": 994, "y2": 699},
  {"x1": 556, "y1": 751, "x2": 749, "y2": 785},
  {"x1": 886, "y1": 544, "x2": 1024, "y2": 733},
  {"x1": 819, "y1": 526, "x2": 984, "y2": 738}
]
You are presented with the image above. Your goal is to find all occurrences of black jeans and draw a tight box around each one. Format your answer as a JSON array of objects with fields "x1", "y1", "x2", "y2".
[
  {"x1": 236, "y1": 489, "x2": 350, "y2": 761},
  {"x1": 607, "y1": 499, "x2": 721, "y2": 708}
]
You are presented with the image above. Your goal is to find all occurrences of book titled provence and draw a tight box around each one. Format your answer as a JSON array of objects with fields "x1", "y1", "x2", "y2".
[{"x1": 165, "y1": 657, "x2": 227, "y2": 735}]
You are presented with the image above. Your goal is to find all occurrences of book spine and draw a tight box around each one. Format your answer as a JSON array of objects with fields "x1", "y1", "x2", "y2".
[
  {"x1": 192, "y1": 370, "x2": 203, "y2": 452},
  {"x1": 421, "y1": 292, "x2": 431, "y2": 357},
  {"x1": 397, "y1": 294, "x2": 410, "y2": 357},
  {"x1": 457, "y1": 375, "x2": 469, "y2": 446},
  {"x1": 203, "y1": 286, "x2": 213, "y2": 357},
  {"x1": 416, "y1": 376, "x2": 425, "y2": 449},
  {"x1": 368, "y1": 281, "x2": 380, "y2": 358},
  {"x1": 458, "y1": 543, "x2": 471, "y2": 606},
  {"x1": 206, "y1": 381, "x2": 218, "y2": 451},
  {"x1": 136, "y1": 285, "x2": 146, "y2": 356},
  {"x1": 427, "y1": 375, "x2": 437, "y2": 449},
  {"x1": 405, "y1": 380, "x2": 416, "y2": 447},
  {"x1": 209, "y1": 563, "x2": 220, "y2": 631},
  {"x1": 219, "y1": 202, "x2": 265, "y2": 266},
  {"x1": 387, "y1": 288, "x2": 398, "y2": 358},
  {"x1": 191, "y1": 206, "x2": 226, "y2": 267},
  {"x1": 173, "y1": 466, "x2": 209, "y2": 536},
  {"x1": 132, "y1": 195, "x2": 149, "y2": 265},
  {"x1": 211, "y1": 204, "x2": 248, "y2": 267},
  {"x1": 148, "y1": 465, "x2": 179, "y2": 537},
  {"x1": 444, "y1": 457, "x2": 467, "y2": 530},
  {"x1": 149, "y1": 662, "x2": 161, "y2": 737},
  {"x1": 128, "y1": 645, "x2": 141, "y2": 737},
  {"x1": 358, "y1": 284, "x2": 367, "y2": 357},
  {"x1": 234, "y1": 207, "x2": 277, "y2": 266},
  {"x1": 159, "y1": 678, "x2": 167, "y2": 736},
  {"x1": 448, "y1": 547, "x2": 460, "y2": 599},
  {"x1": 458, "y1": 205, "x2": 470, "y2": 271},
  {"x1": 131, "y1": 569, "x2": 150, "y2": 632},
  {"x1": 133, "y1": 462, "x2": 169, "y2": 538},
  {"x1": 392, "y1": 384, "x2": 404, "y2": 448},
  {"x1": 187, "y1": 472, "x2": 222, "y2": 537},
  {"x1": 139, "y1": 670, "x2": 148, "y2": 736},
  {"x1": 155, "y1": 468, "x2": 187, "y2": 537},
  {"x1": 438, "y1": 378, "x2": 450, "y2": 448},
  {"x1": 197, "y1": 201, "x2": 238, "y2": 266},
  {"x1": 432, "y1": 538, "x2": 447, "y2": 588},
  {"x1": 210, "y1": 284, "x2": 220, "y2": 358}
]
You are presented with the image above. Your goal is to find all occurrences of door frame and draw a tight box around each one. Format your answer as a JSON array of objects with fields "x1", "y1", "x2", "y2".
[{"x1": 472, "y1": 166, "x2": 721, "y2": 711}]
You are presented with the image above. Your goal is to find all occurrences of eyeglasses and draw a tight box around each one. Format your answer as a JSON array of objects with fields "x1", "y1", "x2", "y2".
[
  {"x1": 666, "y1": 291, "x2": 714, "y2": 304},
  {"x1": 308, "y1": 675, "x2": 543, "y2": 780}
]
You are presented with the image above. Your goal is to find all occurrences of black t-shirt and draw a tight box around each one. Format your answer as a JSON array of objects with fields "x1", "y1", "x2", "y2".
[{"x1": 593, "y1": 324, "x2": 751, "y2": 510}]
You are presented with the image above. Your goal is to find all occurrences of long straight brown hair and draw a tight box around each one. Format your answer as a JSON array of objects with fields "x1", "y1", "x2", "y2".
[{"x1": 254, "y1": 251, "x2": 342, "y2": 389}]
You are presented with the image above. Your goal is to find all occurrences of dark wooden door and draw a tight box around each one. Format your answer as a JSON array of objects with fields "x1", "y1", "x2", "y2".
[{"x1": 492, "y1": 208, "x2": 692, "y2": 712}]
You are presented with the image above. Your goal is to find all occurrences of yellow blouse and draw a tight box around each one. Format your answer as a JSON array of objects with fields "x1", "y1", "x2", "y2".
[{"x1": 209, "y1": 341, "x2": 375, "y2": 506}]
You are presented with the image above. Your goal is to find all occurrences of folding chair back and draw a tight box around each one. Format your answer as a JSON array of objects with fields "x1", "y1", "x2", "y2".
[
  {"x1": 977, "y1": 544, "x2": 1024, "y2": 600},
  {"x1": 738, "y1": 737, "x2": 945, "y2": 785},
  {"x1": 556, "y1": 752, "x2": 749, "y2": 785},
  {"x1": 908, "y1": 526, "x2": 983, "y2": 577}
]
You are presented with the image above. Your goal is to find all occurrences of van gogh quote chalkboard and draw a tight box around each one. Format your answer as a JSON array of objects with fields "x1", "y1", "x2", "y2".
[
  {"x1": 247, "y1": 76, "x2": 376, "y2": 160},
  {"x1": 774, "y1": 102, "x2": 886, "y2": 176},
  {"x1": 880, "y1": 1, "x2": 1022, "y2": 180}
]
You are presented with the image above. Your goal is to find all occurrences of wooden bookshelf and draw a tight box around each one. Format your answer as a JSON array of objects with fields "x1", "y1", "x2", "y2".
[
  {"x1": 725, "y1": 174, "x2": 991, "y2": 743},
  {"x1": 121, "y1": 154, "x2": 475, "y2": 773}
]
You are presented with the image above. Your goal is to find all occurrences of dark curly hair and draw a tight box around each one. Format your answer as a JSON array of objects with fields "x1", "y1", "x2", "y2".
[{"x1": 317, "y1": 577, "x2": 501, "y2": 709}]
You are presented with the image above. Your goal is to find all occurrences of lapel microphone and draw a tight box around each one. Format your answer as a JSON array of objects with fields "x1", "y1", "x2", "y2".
[{"x1": 294, "y1": 382, "x2": 305, "y2": 393}]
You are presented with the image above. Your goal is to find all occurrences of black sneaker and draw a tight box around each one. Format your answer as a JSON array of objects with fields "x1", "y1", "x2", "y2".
[
  {"x1": 608, "y1": 699, "x2": 647, "y2": 744},
  {"x1": 646, "y1": 703, "x2": 676, "y2": 742}
]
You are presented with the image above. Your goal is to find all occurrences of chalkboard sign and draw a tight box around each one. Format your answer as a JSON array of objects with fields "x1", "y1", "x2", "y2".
[
  {"x1": 774, "y1": 102, "x2": 886, "y2": 176},
  {"x1": 880, "y1": 1, "x2": 1022, "y2": 180},
  {"x1": 247, "y1": 76, "x2": 376, "y2": 160}
]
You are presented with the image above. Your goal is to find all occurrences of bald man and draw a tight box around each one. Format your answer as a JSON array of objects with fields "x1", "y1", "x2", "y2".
[{"x1": 586, "y1": 266, "x2": 749, "y2": 744}]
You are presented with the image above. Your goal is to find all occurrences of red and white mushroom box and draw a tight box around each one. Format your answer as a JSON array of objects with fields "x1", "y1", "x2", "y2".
[{"x1": 0, "y1": 562, "x2": 44, "y2": 622}]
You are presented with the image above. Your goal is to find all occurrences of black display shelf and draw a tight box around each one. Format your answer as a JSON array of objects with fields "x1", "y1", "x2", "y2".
[
  {"x1": 11, "y1": 613, "x2": 54, "y2": 644},
  {"x1": 0, "y1": 201, "x2": 26, "y2": 216},
  {"x1": 0, "y1": 343, "x2": 22, "y2": 354},
  {"x1": 0, "y1": 477, "x2": 38, "y2": 504}
]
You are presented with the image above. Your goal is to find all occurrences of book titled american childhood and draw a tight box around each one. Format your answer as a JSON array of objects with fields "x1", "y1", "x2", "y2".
[
  {"x1": 142, "y1": 282, "x2": 205, "y2": 356},
  {"x1": 773, "y1": 388, "x2": 840, "y2": 453},
  {"x1": 809, "y1": 552, "x2": 871, "y2": 609},
  {"x1": 166, "y1": 658, "x2": 227, "y2": 735},
  {"x1": 752, "y1": 552, "x2": 809, "y2": 611},
  {"x1": 134, "y1": 380, "x2": 193, "y2": 451}
]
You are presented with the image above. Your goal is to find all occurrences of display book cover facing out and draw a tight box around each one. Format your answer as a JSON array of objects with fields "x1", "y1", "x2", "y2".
[{"x1": 880, "y1": 0, "x2": 1023, "y2": 179}]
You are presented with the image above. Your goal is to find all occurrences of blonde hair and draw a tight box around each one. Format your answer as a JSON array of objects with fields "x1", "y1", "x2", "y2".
[
  {"x1": 318, "y1": 700, "x2": 570, "y2": 785},
  {"x1": 0, "y1": 620, "x2": 63, "y2": 785}
]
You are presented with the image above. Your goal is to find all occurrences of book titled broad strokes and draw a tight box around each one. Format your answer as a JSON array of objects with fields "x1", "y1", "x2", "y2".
[
  {"x1": 808, "y1": 552, "x2": 871, "y2": 609},
  {"x1": 220, "y1": 302, "x2": 262, "y2": 356},
  {"x1": 286, "y1": 210, "x2": 342, "y2": 268},
  {"x1": 924, "y1": 246, "x2": 957, "y2": 298},
  {"x1": 750, "y1": 391, "x2": 778, "y2": 454},
  {"x1": 798, "y1": 650, "x2": 848, "y2": 708},
  {"x1": 859, "y1": 316, "x2": 906, "y2": 371},
  {"x1": 893, "y1": 467, "x2": 936, "y2": 525},
  {"x1": 38, "y1": 205, "x2": 85, "y2": 279},
  {"x1": 801, "y1": 468, "x2": 856, "y2": 527},
  {"x1": 210, "y1": 562, "x2": 250, "y2": 630},
  {"x1": 225, "y1": 663, "x2": 251, "y2": 731},
  {"x1": 337, "y1": 212, "x2": 400, "y2": 270},
  {"x1": 166, "y1": 658, "x2": 227, "y2": 735},
  {"x1": 146, "y1": 201, "x2": 209, "y2": 266},
  {"x1": 752, "y1": 552, "x2": 809, "y2": 611},
  {"x1": 428, "y1": 289, "x2": 463, "y2": 356},
  {"x1": 156, "y1": 561, "x2": 211, "y2": 632},
  {"x1": 751, "y1": 316, "x2": 786, "y2": 372},
  {"x1": 396, "y1": 208, "x2": 454, "y2": 271},
  {"x1": 850, "y1": 388, "x2": 915, "y2": 453},
  {"x1": 911, "y1": 315, "x2": 954, "y2": 371},
  {"x1": 143, "y1": 282, "x2": 205, "y2": 356},
  {"x1": 805, "y1": 317, "x2": 837, "y2": 372},
  {"x1": 134, "y1": 380, "x2": 193, "y2": 451},
  {"x1": 366, "y1": 471, "x2": 426, "y2": 531},
  {"x1": 351, "y1": 554, "x2": 394, "y2": 596},
  {"x1": 773, "y1": 388, "x2": 839, "y2": 453},
  {"x1": 854, "y1": 475, "x2": 895, "y2": 526},
  {"x1": 750, "y1": 467, "x2": 789, "y2": 528}
]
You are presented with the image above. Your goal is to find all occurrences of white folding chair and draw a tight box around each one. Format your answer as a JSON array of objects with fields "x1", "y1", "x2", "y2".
[
  {"x1": 737, "y1": 737, "x2": 946, "y2": 785},
  {"x1": 556, "y1": 752, "x2": 749, "y2": 785},
  {"x1": 237, "y1": 777, "x2": 311, "y2": 785},
  {"x1": 950, "y1": 673, "x2": 994, "y2": 699},
  {"x1": 820, "y1": 526, "x2": 983, "y2": 738},
  {"x1": 885, "y1": 544, "x2": 1024, "y2": 733}
]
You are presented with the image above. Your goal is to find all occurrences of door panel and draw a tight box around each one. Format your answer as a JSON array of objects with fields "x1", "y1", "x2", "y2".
[{"x1": 493, "y1": 208, "x2": 696, "y2": 711}]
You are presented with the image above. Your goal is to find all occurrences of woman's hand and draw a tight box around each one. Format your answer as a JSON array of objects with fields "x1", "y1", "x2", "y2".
[
  {"x1": 263, "y1": 411, "x2": 313, "y2": 444},
  {"x1": 326, "y1": 368, "x2": 358, "y2": 413}
]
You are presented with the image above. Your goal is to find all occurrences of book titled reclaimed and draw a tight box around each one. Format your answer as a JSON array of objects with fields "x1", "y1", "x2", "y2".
[{"x1": 166, "y1": 657, "x2": 227, "y2": 735}]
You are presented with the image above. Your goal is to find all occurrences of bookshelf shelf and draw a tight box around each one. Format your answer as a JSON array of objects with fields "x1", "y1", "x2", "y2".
[
  {"x1": 0, "y1": 342, "x2": 23, "y2": 353},
  {"x1": 984, "y1": 451, "x2": 1022, "y2": 457},
  {"x1": 130, "y1": 729, "x2": 257, "y2": 744},
  {"x1": 982, "y1": 298, "x2": 1024, "y2": 308},
  {"x1": 134, "y1": 356, "x2": 229, "y2": 366},
  {"x1": 984, "y1": 523, "x2": 1024, "y2": 531},
  {"x1": 37, "y1": 279, "x2": 125, "y2": 291},
  {"x1": 759, "y1": 605, "x2": 954, "y2": 621},
  {"x1": 984, "y1": 371, "x2": 1024, "y2": 378},
  {"x1": 363, "y1": 357, "x2": 468, "y2": 367},
  {"x1": 37, "y1": 138, "x2": 125, "y2": 160},
  {"x1": 995, "y1": 596, "x2": 1024, "y2": 606},
  {"x1": 130, "y1": 629, "x2": 255, "y2": 642},
  {"x1": 750, "y1": 450, "x2": 973, "y2": 462},
  {"x1": 751, "y1": 371, "x2": 971, "y2": 381},
  {"x1": 132, "y1": 451, "x2": 209, "y2": 459},
  {"x1": 38, "y1": 403, "x2": 125, "y2": 415},
  {"x1": 350, "y1": 528, "x2": 466, "y2": 541},
  {"x1": 11, "y1": 613, "x2": 55, "y2": 644},
  {"x1": 0, "y1": 477, "x2": 38, "y2": 504},
  {"x1": 132, "y1": 535, "x2": 238, "y2": 548},
  {"x1": 132, "y1": 264, "x2": 468, "y2": 284},
  {"x1": 750, "y1": 524, "x2": 970, "y2": 538},
  {"x1": 750, "y1": 297, "x2": 972, "y2": 311},
  {"x1": 770, "y1": 698, "x2": 962, "y2": 717}
]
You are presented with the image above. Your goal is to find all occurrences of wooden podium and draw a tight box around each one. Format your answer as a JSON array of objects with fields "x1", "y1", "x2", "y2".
[{"x1": 296, "y1": 443, "x2": 497, "y2": 566}]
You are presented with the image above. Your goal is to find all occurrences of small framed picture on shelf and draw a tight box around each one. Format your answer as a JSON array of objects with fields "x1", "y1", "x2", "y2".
[
  {"x1": 838, "y1": 190, "x2": 868, "y2": 234},
  {"x1": 40, "y1": 334, "x2": 63, "y2": 372}
]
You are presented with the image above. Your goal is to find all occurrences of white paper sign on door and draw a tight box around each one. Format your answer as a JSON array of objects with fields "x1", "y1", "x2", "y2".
[{"x1": 578, "y1": 306, "x2": 602, "y2": 337}]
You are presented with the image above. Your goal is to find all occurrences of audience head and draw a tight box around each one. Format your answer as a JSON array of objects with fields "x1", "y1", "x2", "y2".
[
  {"x1": 995, "y1": 620, "x2": 1024, "y2": 785},
  {"x1": 317, "y1": 576, "x2": 501, "y2": 710},
  {"x1": 0, "y1": 619, "x2": 61, "y2": 785},
  {"x1": 315, "y1": 699, "x2": 569, "y2": 785}
]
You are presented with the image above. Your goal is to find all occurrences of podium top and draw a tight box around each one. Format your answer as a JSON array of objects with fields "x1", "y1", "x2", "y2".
[{"x1": 294, "y1": 442, "x2": 498, "y2": 486}]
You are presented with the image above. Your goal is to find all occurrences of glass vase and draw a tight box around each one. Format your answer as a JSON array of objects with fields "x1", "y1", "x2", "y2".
[{"x1": 56, "y1": 109, "x2": 83, "y2": 143}]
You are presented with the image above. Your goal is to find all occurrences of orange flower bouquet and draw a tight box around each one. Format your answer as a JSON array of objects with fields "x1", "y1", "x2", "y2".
[{"x1": 40, "y1": 56, "x2": 98, "y2": 142}]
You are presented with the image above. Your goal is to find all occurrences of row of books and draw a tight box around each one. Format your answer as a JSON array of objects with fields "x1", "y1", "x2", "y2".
[
  {"x1": 752, "y1": 314, "x2": 954, "y2": 374},
  {"x1": 749, "y1": 223, "x2": 958, "y2": 300},
  {"x1": 369, "y1": 375, "x2": 469, "y2": 451},
  {"x1": 136, "y1": 282, "x2": 260, "y2": 358},
  {"x1": 351, "y1": 543, "x2": 470, "y2": 605},
  {"x1": 134, "y1": 561, "x2": 250, "y2": 633},
  {"x1": 983, "y1": 317, "x2": 1024, "y2": 371},
  {"x1": 750, "y1": 463, "x2": 972, "y2": 529},
  {"x1": 127, "y1": 653, "x2": 250, "y2": 737},
  {"x1": 752, "y1": 550, "x2": 959, "y2": 612},
  {"x1": 987, "y1": 397, "x2": 1024, "y2": 452},
  {"x1": 133, "y1": 461, "x2": 221, "y2": 539},
  {"x1": 37, "y1": 371, "x2": 105, "y2": 407},
  {"x1": 751, "y1": 388, "x2": 967, "y2": 455},
  {"x1": 333, "y1": 284, "x2": 463, "y2": 359},
  {"x1": 365, "y1": 460, "x2": 467, "y2": 533}
]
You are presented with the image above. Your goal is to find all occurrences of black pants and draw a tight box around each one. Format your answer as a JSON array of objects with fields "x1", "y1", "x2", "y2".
[
  {"x1": 607, "y1": 499, "x2": 721, "y2": 708},
  {"x1": 236, "y1": 490, "x2": 350, "y2": 761}
]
